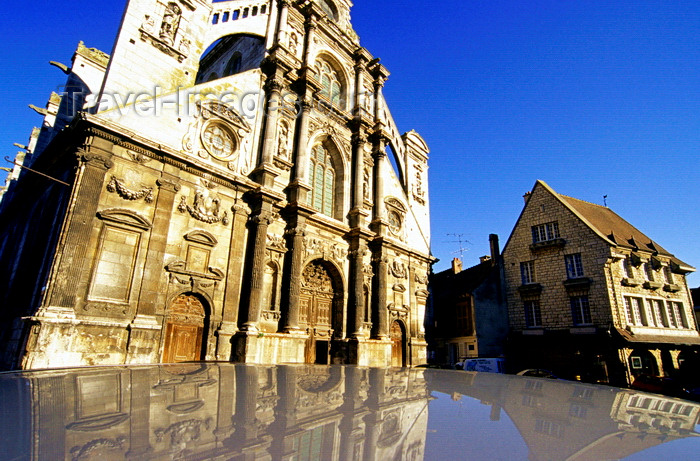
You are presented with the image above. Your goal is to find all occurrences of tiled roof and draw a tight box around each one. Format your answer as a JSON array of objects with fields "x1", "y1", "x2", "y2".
[{"x1": 536, "y1": 180, "x2": 695, "y2": 272}]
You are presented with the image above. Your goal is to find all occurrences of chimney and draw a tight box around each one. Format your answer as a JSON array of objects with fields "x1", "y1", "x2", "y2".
[
  {"x1": 489, "y1": 234, "x2": 500, "y2": 262},
  {"x1": 523, "y1": 191, "x2": 532, "y2": 204},
  {"x1": 452, "y1": 258, "x2": 462, "y2": 274}
]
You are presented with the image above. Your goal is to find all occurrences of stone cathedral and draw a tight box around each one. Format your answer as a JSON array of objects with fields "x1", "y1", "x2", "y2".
[{"x1": 0, "y1": 0, "x2": 432, "y2": 369}]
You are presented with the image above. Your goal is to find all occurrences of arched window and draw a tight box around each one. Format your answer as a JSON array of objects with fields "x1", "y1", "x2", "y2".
[
  {"x1": 318, "y1": 0, "x2": 338, "y2": 20},
  {"x1": 317, "y1": 60, "x2": 342, "y2": 107},
  {"x1": 309, "y1": 143, "x2": 335, "y2": 217},
  {"x1": 225, "y1": 51, "x2": 242, "y2": 76}
]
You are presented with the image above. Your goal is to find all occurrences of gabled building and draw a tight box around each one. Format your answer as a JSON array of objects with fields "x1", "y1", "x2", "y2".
[
  {"x1": 427, "y1": 235, "x2": 508, "y2": 367},
  {"x1": 502, "y1": 180, "x2": 699, "y2": 386},
  {"x1": 0, "y1": 0, "x2": 432, "y2": 370}
]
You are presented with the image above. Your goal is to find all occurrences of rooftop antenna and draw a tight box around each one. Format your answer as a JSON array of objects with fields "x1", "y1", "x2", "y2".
[
  {"x1": 603, "y1": 195, "x2": 608, "y2": 207},
  {"x1": 445, "y1": 233, "x2": 472, "y2": 260}
]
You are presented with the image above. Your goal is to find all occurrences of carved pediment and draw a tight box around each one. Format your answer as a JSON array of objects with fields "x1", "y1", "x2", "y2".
[
  {"x1": 200, "y1": 100, "x2": 251, "y2": 133},
  {"x1": 165, "y1": 260, "x2": 224, "y2": 281},
  {"x1": 184, "y1": 230, "x2": 218, "y2": 246},
  {"x1": 384, "y1": 197, "x2": 407, "y2": 213},
  {"x1": 97, "y1": 208, "x2": 152, "y2": 230}
]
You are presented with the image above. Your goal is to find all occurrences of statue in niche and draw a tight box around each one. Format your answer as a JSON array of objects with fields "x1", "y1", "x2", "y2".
[
  {"x1": 160, "y1": 2, "x2": 181, "y2": 45},
  {"x1": 363, "y1": 167, "x2": 370, "y2": 201},
  {"x1": 288, "y1": 32, "x2": 299, "y2": 56},
  {"x1": 278, "y1": 122, "x2": 290, "y2": 159}
]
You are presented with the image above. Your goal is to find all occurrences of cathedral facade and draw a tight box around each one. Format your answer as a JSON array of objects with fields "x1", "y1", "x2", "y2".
[{"x1": 0, "y1": 0, "x2": 432, "y2": 369}]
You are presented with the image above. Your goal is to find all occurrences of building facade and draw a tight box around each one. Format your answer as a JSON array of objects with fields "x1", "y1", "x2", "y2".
[
  {"x1": 502, "y1": 180, "x2": 699, "y2": 386},
  {"x1": 0, "y1": 0, "x2": 432, "y2": 370},
  {"x1": 427, "y1": 234, "x2": 508, "y2": 367}
]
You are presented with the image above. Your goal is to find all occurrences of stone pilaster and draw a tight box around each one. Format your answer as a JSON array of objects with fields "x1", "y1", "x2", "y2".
[
  {"x1": 135, "y1": 176, "x2": 180, "y2": 316},
  {"x1": 49, "y1": 149, "x2": 113, "y2": 309}
]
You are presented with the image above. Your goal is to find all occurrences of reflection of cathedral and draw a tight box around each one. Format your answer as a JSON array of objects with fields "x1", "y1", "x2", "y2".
[
  {"x1": 3, "y1": 364, "x2": 699, "y2": 460},
  {"x1": 2, "y1": 364, "x2": 430, "y2": 460},
  {"x1": 0, "y1": 0, "x2": 432, "y2": 369}
]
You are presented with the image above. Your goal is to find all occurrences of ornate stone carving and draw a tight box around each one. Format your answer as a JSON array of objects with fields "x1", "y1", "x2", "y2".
[
  {"x1": 412, "y1": 169, "x2": 426, "y2": 205},
  {"x1": 266, "y1": 234, "x2": 287, "y2": 251},
  {"x1": 139, "y1": 3, "x2": 188, "y2": 63},
  {"x1": 70, "y1": 437, "x2": 127, "y2": 461},
  {"x1": 177, "y1": 185, "x2": 229, "y2": 225},
  {"x1": 390, "y1": 260, "x2": 407, "y2": 279},
  {"x1": 154, "y1": 418, "x2": 213, "y2": 446},
  {"x1": 414, "y1": 270, "x2": 428, "y2": 285},
  {"x1": 304, "y1": 237, "x2": 347, "y2": 264},
  {"x1": 159, "y1": 2, "x2": 181, "y2": 46},
  {"x1": 106, "y1": 176, "x2": 154, "y2": 203},
  {"x1": 363, "y1": 263, "x2": 374, "y2": 281},
  {"x1": 301, "y1": 262, "x2": 333, "y2": 291},
  {"x1": 77, "y1": 150, "x2": 113, "y2": 170}
]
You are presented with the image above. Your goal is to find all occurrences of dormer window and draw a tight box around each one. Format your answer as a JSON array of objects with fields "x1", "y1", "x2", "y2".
[
  {"x1": 644, "y1": 262, "x2": 655, "y2": 281},
  {"x1": 622, "y1": 256, "x2": 635, "y2": 278}
]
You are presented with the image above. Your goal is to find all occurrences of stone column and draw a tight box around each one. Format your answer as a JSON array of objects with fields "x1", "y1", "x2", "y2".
[
  {"x1": 349, "y1": 245, "x2": 366, "y2": 337},
  {"x1": 372, "y1": 248, "x2": 388, "y2": 339},
  {"x1": 251, "y1": 76, "x2": 282, "y2": 189},
  {"x1": 289, "y1": 102, "x2": 313, "y2": 204},
  {"x1": 242, "y1": 209, "x2": 273, "y2": 332},
  {"x1": 348, "y1": 133, "x2": 368, "y2": 229},
  {"x1": 282, "y1": 219, "x2": 306, "y2": 332},
  {"x1": 289, "y1": 14, "x2": 317, "y2": 205},
  {"x1": 276, "y1": 0, "x2": 291, "y2": 44},
  {"x1": 49, "y1": 149, "x2": 112, "y2": 308},
  {"x1": 216, "y1": 203, "x2": 249, "y2": 360},
  {"x1": 370, "y1": 138, "x2": 387, "y2": 236}
]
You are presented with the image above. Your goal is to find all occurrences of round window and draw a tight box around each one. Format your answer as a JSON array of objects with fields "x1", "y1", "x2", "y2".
[
  {"x1": 388, "y1": 210, "x2": 402, "y2": 235},
  {"x1": 201, "y1": 122, "x2": 237, "y2": 161}
]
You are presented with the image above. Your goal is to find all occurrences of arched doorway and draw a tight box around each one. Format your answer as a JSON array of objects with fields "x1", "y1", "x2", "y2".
[
  {"x1": 390, "y1": 320, "x2": 406, "y2": 367},
  {"x1": 162, "y1": 293, "x2": 209, "y2": 363},
  {"x1": 299, "y1": 260, "x2": 342, "y2": 364}
]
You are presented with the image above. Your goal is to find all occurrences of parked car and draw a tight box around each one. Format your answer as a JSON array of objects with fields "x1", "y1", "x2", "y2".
[
  {"x1": 631, "y1": 374, "x2": 688, "y2": 398},
  {"x1": 516, "y1": 368, "x2": 560, "y2": 379}
]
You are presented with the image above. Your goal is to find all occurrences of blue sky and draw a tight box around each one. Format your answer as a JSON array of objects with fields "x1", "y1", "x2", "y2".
[{"x1": 2, "y1": 1, "x2": 699, "y2": 286}]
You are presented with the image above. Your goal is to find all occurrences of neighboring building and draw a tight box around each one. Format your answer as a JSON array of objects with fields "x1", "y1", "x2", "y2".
[
  {"x1": 0, "y1": 0, "x2": 432, "y2": 370},
  {"x1": 427, "y1": 234, "x2": 508, "y2": 367},
  {"x1": 692, "y1": 287, "x2": 700, "y2": 329},
  {"x1": 502, "y1": 180, "x2": 699, "y2": 386}
]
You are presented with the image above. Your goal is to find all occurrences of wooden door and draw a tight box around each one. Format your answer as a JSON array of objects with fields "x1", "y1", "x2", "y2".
[
  {"x1": 163, "y1": 294, "x2": 206, "y2": 363},
  {"x1": 300, "y1": 262, "x2": 335, "y2": 363},
  {"x1": 390, "y1": 321, "x2": 404, "y2": 367}
]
